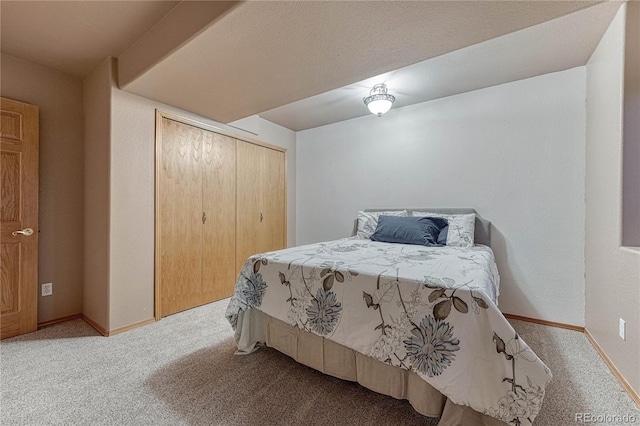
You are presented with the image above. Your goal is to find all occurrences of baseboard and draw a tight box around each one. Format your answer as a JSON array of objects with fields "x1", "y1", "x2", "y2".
[
  {"x1": 81, "y1": 315, "x2": 155, "y2": 336},
  {"x1": 503, "y1": 313, "x2": 584, "y2": 332},
  {"x1": 584, "y1": 328, "x2": 640, "y2": 408},
  {"x1": 504, "y1": 312, "x2": 640, "y2": 409},
  {"x1": 37, "y1": 314, "x2": 82, "y2": 329},
  {"x1": 107, "y1": 318, "x2": 156, "y2": 336},
  {"x1": 81, "y1": 314, "x2": 108, "y2": 336}
]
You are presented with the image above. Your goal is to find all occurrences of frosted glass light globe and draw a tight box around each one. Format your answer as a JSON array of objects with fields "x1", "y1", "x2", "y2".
[
  {"x1": 366, "y1": 98, "x2": 393, "y2": 116},
  {"x1": 363, "y1": 83, "x2": 395, "y2": 116}
]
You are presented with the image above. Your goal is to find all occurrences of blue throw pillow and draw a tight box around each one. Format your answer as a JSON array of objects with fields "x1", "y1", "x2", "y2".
[
  {"x1": 437, "y1": 225, "x2": 449, "y2": 245},
  {"x1": 371, "y1": 216, "x2": 448, "y2": 246}
]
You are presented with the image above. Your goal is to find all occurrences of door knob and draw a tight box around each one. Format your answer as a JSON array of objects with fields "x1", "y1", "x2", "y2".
[{"x1": 12, "y1": 228, "x2": 34, "y2": 236}]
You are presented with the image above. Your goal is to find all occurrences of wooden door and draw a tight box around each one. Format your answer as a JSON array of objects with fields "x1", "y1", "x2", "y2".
[
  {"x1": 259, "y1": 146, "x2": 286, "y2": 252},
  {"x1": 236, "y1": 142, "x2": 286, "y2": 273},
  {"x1": 236, "y1": 142, "x2": 261, "y2": 273},
  {"x1": 157, "y1": 118, "x2": 204, "y2": 317},
  {"x1": 157, "y1": 115, "x2": 238, "y2": 317},
  {"x1": 202, "y1": 132, "x2": 236, "y2": 301},
  {"x1": 1, "y1": 97, "x2": 39, "y2": 339}
]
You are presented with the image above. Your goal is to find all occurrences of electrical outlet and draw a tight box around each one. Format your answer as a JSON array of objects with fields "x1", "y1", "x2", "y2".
[
  {"x1": 619, "y1": 318, "x2": 626, "y2": 341},
  {"x1": 41, "y1": 282, "x2": 53, "y2": 297}
]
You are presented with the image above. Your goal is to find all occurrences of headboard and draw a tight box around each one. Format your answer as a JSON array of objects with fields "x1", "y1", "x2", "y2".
[{"x1": 351, "y1": 208, "x2": 491, "y2": 246}]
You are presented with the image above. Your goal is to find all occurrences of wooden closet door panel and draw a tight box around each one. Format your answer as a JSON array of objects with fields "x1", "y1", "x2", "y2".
[
  {"x1": 259, "y1": 148, "x2": 286, "y2": 252},
  {"x1": 236, "y1": 142, "x2": 286, "y2": 274},
  {"x1": 158, "y1": 118, "x2": 203, "y2": 317},
  {"x1": 236, "y1": 142, "x2": 262, "y2": 274},
  {"x1": 202, "y1": 132, "x2": 236, "y2": 301}
]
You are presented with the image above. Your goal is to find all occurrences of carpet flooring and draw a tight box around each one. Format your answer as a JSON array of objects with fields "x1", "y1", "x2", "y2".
[{"x1": 1, "y1": 299, "x2": 638, "y2": 425}]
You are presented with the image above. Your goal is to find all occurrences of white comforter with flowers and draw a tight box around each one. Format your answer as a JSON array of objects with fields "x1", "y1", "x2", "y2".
[{"x1": 225, "y1": 238, "x2": 552, "y2": 426}]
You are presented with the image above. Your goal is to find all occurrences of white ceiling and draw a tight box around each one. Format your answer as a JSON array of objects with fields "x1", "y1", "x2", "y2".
[
  {"x1": 260, "y1": 1, "x2": 622, "y2": 131},
  {"x1": 0, "y1": 1, "x2": 621, "y2": 132},
  {"x1": 120, "y1": 1, "x2": 608, "y2": 126}
]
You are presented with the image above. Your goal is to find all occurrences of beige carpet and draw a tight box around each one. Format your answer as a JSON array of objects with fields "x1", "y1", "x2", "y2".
[{"x1": 1, "y1": 299, "x2": 638, "y2": 425}]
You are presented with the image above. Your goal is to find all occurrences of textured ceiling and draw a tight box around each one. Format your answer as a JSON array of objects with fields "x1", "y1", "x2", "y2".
[
  {"x1": 122, "y1": 1, "x2": 603, "y2": 125},
  {"x1": 0, "y1": 0, "x2": 617, "y2": 131},
  {"x1": 0, "y1": 0, "x2": 179, "y2": 78},
  {"x1": 260, "y1": 1, "x2": 622, "y2": 131}
]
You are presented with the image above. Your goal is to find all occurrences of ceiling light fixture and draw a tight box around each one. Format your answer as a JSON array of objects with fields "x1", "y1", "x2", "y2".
[{"x1": 363, "y1": 83, "x2": 395, "y2": 116}]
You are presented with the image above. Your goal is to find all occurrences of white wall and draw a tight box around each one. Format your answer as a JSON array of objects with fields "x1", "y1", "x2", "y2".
[
  {"x1": 108, "y1": 64, "x2": 296, "y2": 329},
  {"x1": 585, "y1": 3, "x2": 640, "y2": 395},
  {"x1": 296, "y1": 67, "x2": 586, "y2": 326}
]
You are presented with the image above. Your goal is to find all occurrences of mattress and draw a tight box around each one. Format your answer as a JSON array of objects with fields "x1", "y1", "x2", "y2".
[{"x1": 226, "y1": 238, "x2": 552, "y2": 425}]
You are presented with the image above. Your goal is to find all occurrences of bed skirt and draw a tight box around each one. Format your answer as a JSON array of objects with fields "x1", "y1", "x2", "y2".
[{"x1": 235, "y1": 308, "x2": 506, "y2": 426}]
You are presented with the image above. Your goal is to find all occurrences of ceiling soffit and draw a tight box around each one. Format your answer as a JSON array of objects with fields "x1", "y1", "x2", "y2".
[
  {"x1": 0, "y1": 1, "x2": 179, "y2": 78},
  {"x1": 259, "y1": 1, "x2": 622, "y2": 131},
  {"x1": 121, "y1": 1, "x2": 602, "y2": 125}
]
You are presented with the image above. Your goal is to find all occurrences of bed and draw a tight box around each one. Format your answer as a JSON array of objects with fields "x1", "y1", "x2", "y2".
[{"x1": 225, "y1": 208, "x2": 552, "y2": 426}]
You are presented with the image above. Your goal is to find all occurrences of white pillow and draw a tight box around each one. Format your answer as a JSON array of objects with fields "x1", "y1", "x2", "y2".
[
  {"x1": 411, "y1": 212, "x2": 475, "y2": 247},
  {"x1": 356, "y1": 210, "x2": 408, "y2": 239}
]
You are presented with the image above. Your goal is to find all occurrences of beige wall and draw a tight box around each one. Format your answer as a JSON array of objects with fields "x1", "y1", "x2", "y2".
[
  {"x1": 585, "y1": 3, "x2": 640, "y2": 395},
  {"x1": 82, "y1": 58, "x2": 114, "y2": 329},
  {"x1": 622, "y1": 1, "x2": 640, "y2": 247},
  {"x1": 82, "y1": 57, "x2": 296, "y2": 331},
  {"x1": 1, "y1": 53, "x2": 84, "y2": 323}
]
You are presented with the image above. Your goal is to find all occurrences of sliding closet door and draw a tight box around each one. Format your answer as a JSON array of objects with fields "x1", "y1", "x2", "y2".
[
  {"x1": 156, "y1": 111, "x2": 285, "y2": 318},
  {"x1": 202, "y1": 132, "x2": 236, "y2": 301},
  {"x1": 260, "y1": 146, "x2": 286, "y2": 252},
  {"x1": 158, "y1": 118, "x2": 204, "y2": 317},
  {"x1": 236, "y1": 142, "x2": 260, "y2": 273},
  {"x1": 236, "y1": 142, "x2": 286, "y2": 273}
]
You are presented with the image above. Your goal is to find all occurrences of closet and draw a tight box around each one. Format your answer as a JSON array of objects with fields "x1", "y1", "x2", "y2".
[
  {"x1": 236, "y1": 141, "x2": 286, "y2": 273},
  {"x1": 155, "y1": 112, "x2": 286, "y2": 318}
]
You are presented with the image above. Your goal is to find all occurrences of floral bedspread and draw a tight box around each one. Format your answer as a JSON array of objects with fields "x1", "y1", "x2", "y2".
[{"x1": 225, "y1": 238, "x2": 552, "y2": 426}]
